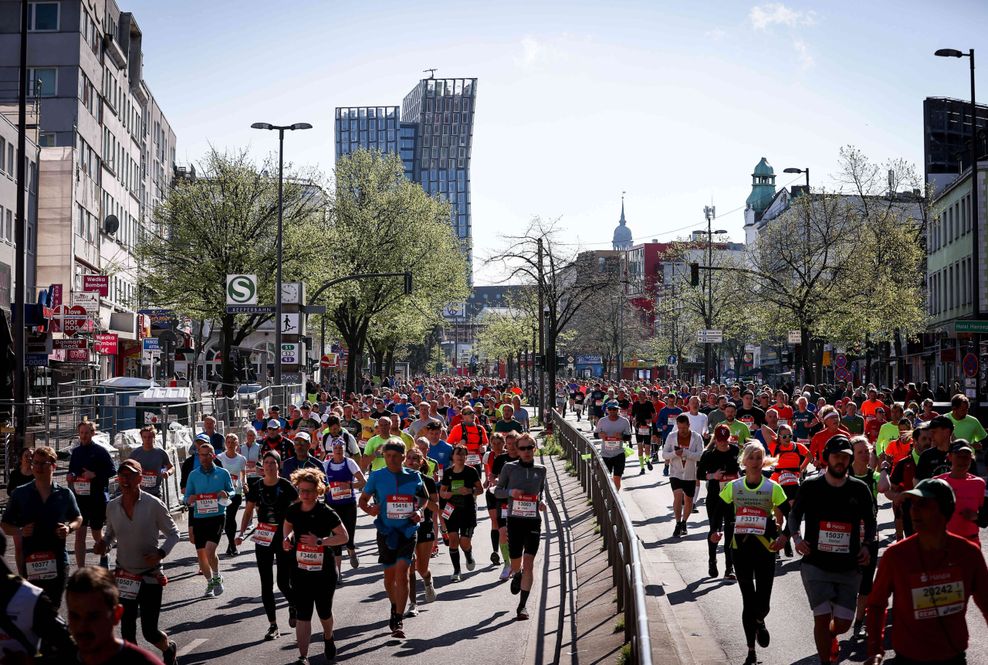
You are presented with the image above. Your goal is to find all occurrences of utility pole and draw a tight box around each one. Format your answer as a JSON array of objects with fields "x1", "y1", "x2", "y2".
[
  {"x1": 703, "y1": 205, "x2": 716, "y2": 384},
  {"x1": 13, "y1": 0, "x2": 28, "y2": 442},
  {"x1": 537, "y1": 238, "x2": 546, "y2": 422}
]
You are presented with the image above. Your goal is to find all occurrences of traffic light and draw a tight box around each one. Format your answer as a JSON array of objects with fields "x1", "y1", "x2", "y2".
[{"x1": 689, "y1": 263, "x2": 700, "y2": 287}]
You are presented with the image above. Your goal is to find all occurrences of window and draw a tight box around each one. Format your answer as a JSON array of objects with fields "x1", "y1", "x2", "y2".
[
  {"x1": 4, "y1": 210, "x2": 11, "y2": 243},
  {"x1": 0, "y1": 137, "x2": 4, "y2": 174},
  {"x1": 29, "y1": 2, "x2": 59, "y2": 31},
  {"x1": 26, "y1": 67, "x2": 56, "y2": 97},
  {"x1": 39, "y1": 132, "x2": 56, "y2": 147}
]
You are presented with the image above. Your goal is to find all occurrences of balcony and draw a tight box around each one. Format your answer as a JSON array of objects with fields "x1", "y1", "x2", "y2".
[{"x1": 103, "y1": 33, "x2": 127, "y2": 69}]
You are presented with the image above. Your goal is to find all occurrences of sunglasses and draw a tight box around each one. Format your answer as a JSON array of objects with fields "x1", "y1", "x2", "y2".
[
  {"x1": 779, "y1": 434, "x2": 792, "y2": 439},
  {"x1": 518, "y1": 445, "x2": 535, "y2": 451}
]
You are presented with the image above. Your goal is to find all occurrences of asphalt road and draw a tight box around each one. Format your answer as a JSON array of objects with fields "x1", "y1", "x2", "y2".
[
  {"x1": 566, "y1": 413, "x2": 988, "y2": 665},
  {"x1": 7, "y1": 503, "x2": 544, "y2": 665}
]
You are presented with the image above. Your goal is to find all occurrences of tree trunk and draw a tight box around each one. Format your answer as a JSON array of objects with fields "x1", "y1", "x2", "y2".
[
  {"x1": 893, "y1": 328, "x2": 905, "y2": 382},
  {"x1": 507, "y1": 353, "x2": 514, "y2": 382},
  {"x1": 385, "y1": 348, "x2": 395, "y2": 378}
]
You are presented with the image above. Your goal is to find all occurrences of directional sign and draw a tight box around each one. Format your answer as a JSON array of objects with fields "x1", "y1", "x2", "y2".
[
  {"x1": 72, "y1": 291, "x2": 100, "y2": 313},
  {"x1": 226, "y1": 274, "x2": 258, "y2": 305},
  {"x1": 788, "y1": 330, "x2": 801, "y2": 344},
  {"x1": 281, "y1": 343, "x2": 301, "y2": 365},
  {"x1": 280, "y1": 313, "x2": 301, "y2": 334},
  {"x1": 142, "y1": 337, "x2": 160, "y2": 352},
  {"x1": 697, "y1": 329, "x2": 723, "y2": 344},
  {"x1": 226, "y1": 305, "x2": 275, "y2": 315}
]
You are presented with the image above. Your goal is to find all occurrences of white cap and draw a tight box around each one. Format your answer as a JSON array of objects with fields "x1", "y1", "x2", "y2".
[
  {"x1": 294, "y1": 431, "x2": 311, "y2": 443},
  {"x1": 267, "y1": 419, "x2": 282, "y2": 429}
]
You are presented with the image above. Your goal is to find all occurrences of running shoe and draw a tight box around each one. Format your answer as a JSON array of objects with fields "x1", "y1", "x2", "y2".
[
  {"x1": 212, "y1": 576, "x2": 224, "y2": 597},
  {"x1": 510, "y1": 571, "x2": 523, "y2": 595},
  {"x1": 294, "y1": 657, "x2": 308, "y2": 665},
  {"x1": 289, "y1": 606, "x2": 298, "y2": 628},
  {"x1": 450, "y1": 573, "x2": 461, "y2": 583},
  {"x1": 708, "y1": 562, "x2": 718, "y2": 578},
  {"x1": 203, "y1": 578, "x2": 215, "y2": 597},
  {"x1": 264, "y1": 624, "x2": 279, "y2": 641},
  {"x1": 465, "y1": 554, "x2": 476, "y2": 571},
  {"x1": 743, "y1": 652, "x2": 757, "y2": 665},
  {"x1": 852, "y1": 619, "x2": 864, "y2": 637},
  {"x1": 389, "y1": 610, "x2": 398, "y2": 632},
  {"x1": 679, "y1": 521, "x2": 688, "y2": 537},
  {"x1": 491, "y1": 551, "x2": 500, "y2": 566},
  {"x1": 392, "y1": 617, "x2": 405, "y2": 638},
  {"x1": 663, "y1": 464, "x2": 669, "y2": 477},
  {"x1": 424, "y1": 578, "x2": 437, "y2": 603},
  {"x1": 756, "y1": 620, "x2": 770, "y2": 648},
  {"x1": 646, "y1": 460, "x2": 653, "y2": 471},
  {"x1": 163, "y1": 640, "x2": 179, "y2": 665},
  {"x1": 724, "y1": 568, "x2": 736, "y2": 581},
  {"x1": 517, "y1": 605, "x2": 530, "y2": 620},
  {"x1": 639, "y1": 467, "x2": 646, "y2": 476},
  {"x1": 499, "y1": 564, "x2": 512, "y2": 581},
  {"x1": 324, "y1": 639, "x2": 336, "y2": 663},
  {"x1": 349, "y1": 551, "x2": 359, "y2": 569},
  {"x1": 405, "y1": 603, "x2": 419, "y2": 617}
]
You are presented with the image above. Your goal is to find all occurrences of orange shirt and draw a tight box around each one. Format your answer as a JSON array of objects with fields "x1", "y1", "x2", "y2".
[
  {"x1": 809, "y1": 427, "x2": 850, "y2": 466},
  {"x1": 860, "y1": 399, "x2": 887, "y2": 419}
]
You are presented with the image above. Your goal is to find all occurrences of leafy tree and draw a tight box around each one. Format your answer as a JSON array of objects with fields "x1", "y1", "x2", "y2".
[
  {"x1": 475, "y1": 309, "x2": 533, "y2": 383},
  {"x1": 136, "y1": 148, "x2": 324, "y2": 395}
]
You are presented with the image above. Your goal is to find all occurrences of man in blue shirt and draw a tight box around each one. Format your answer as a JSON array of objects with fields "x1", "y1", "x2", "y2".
[
  {"x1": 423, "y1": 421, "x2": 453, "y2": 474},
  {"x1": 183, "y1": 443, "x2": 233, "y2": 598},
  {"x1": 67, "y1": 421, "x2": 115, "y2": 569},
  {"x1": 359, "y1": 440, "x2": 427, "y2": 639}
]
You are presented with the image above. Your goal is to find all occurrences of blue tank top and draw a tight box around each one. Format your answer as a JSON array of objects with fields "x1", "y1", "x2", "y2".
[{"x1": 323, "y1": 459, "x2": 356, "y2": 504}]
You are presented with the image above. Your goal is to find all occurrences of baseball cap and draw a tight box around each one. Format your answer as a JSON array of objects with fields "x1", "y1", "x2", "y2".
[
  {"x1": 950, "y1": 440, "x2": 975, "y2": 455},
  {"x1": 928, "y1": 415, "x2": 955, "y2": 431},
  {"x1": 605, "y1": 401, "x2": 620, "y2": 410},
  {"x1": 294, "y1": 431, "x2": 311, "y2": 444},
  {"x1": 195, "y1": 433, "x2": 211, "y2": 443},
  {"x1": 361, "y1": 405, "x2": 371, "y2": 412},
  {"x1": 301, "y1": 401, "x2": 312, "y2": 410},
  {"x1": 267, "y1": 419, "x2": 282, "y2": 429},
  {"x1": 903, "y1": 478, "x2": 956, "y2": 518},
  {"x1": 823, "y1": 435, "x2": 853, "y2": 458},
  {"x1": 119, "y1": 458, "x2": 142, "y2": 474}
]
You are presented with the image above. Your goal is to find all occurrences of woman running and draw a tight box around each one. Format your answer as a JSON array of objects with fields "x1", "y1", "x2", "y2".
[
  {"x1": 220, "y1": 433, "x2": 248, "y2": 555},
  {"x1": 484, "y1": 433, "x2": 508, "y2": 565},
  {"x1": 236, "y1": 451, "x2": 298, "y2": 641},
  {"x1": 849, "y1": 435, "x2": 880, "y2": 637},
  {"x1": 282, "y1": 467, "x2": 349, "y2": 665},
  {"x1": 718, "y1": 442, "x2": 789, "y2": 665},
  {"x1": 697, "y1": 423, "x2": 740, "y2": 579},
  {"x1": 439, "y1": 444, "x2": 484, "y2": 581},
  {"x1": 323, "y1": 438, "x2": 366, "y2": 579},
  {"x1": 405, "y1": 446, "x2": 440, "y2": 616}
]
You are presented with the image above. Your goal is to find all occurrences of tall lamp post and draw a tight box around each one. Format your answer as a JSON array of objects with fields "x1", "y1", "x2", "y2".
[
  {"x1": 702, "y1": 206, "x2": 727, "y2": 383},
  {"x1": 783, "y1": 167, "x2": 811, "y2": 384},
  {"x1": 250, "y1": 121, "x2": 312, "y2": 386},
  {"x1": 935, "y1": 48, "x2": 981, "y2": 403}
]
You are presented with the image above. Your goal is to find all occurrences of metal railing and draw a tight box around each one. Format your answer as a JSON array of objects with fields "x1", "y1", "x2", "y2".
[{"x1": 551, "y1": 410, "x2": 652, "y2": 665}]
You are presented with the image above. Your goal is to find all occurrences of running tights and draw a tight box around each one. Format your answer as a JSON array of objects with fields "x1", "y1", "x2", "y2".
[
  {"x1": 706, "y1": 488, "x2": 735, "y2": 570},
  {"x1": 255, "y1": 544, "x2": 295, "y2": 623},
  {"x1": 732, "y1": 536, "x2": 775, "y2": 648}
]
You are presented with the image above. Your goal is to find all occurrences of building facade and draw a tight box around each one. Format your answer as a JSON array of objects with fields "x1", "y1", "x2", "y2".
[
  {"x1": 924, "y1": 97, "x2": 988, "y2": 194},
  {"x1": 0, "y1": 103, "x2": 40, "y2": 311},
  {"x1": 0, "y1": 0, "x2": 177, "y2": 381},
  {"x1": 336, "y1": 76, "x2": 477, "y2": 277}
]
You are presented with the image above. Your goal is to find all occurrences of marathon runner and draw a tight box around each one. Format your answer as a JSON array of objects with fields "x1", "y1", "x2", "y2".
[
  {"x1": 848, "y1": 436, "x2": 880, "y2": 637},
  {"x1": 718, "y1": 442, "x2": 789, "y2": 665},
  {"x1": 656, "y1": 394, "x2": 682, "y2": 474},
  {"x1": 128, "y1": 425, "x2": 174, "y2": 502},
  {"x1": 439, "y1": 445, "x2": 484, "y2": 582},
  {"x1": 405, "y1": 446, "x2": 439, "y2": 617},
  {"x1": 697, "y1": 423, "x2": 740, "y2": 578},
  {"x1": 767, "y1": 423, "x2": 808, "y2": 557},
  {"x1": 935, "y1": 441, "x2": 984, "y2": 545},
  {"x1": 322, "y1": 438, "x2": 366, "y2": 580},
  {"x1": 67, "y1": 420, "x2": 115, "y2": 569},
  {"x1": 631, "y1": 391, "x2": 656, "y2": 475},
  {"x1": 358, "y1": 439, "x2": 428, "y2": 638},
  {"x1": 239, "y1": 428, "x2": 263, "y2": 486},
  {"x1": 865, "y1": 478, "x2": 988, "y2": 665},
  {"x1": 790, "y1": 436, "x2": 876, "y2": 665},
  {"x1": 483, "y1": 433, "x2": 509, "y2": 568},
  {"x1": 594, "y1": 401, "x2": 633, "y2": 490},
  {"x1": 282, "y1": 467, "x2": 349, "y2": 665},
  {"x1": 588, "y1": 384, "x2": 607, "y2": 426},
  {"x1": 94, "y1": 457, "x2": 180, "y2": 665},
  {"x1": 494, "y1": 433, "x2": 547, "y2": 620},
  {"x1": 663, "y1": 414, "x2": 704, "y2": 538},
  {"x1": 183, "y1": 442, "x2": 234, "y2": 598},
  {"x1": 447, "y1": 406, "x2": 489, "y2": 471},
  {"x1": 218, "y1": 433, "x2": 248, "y2": 556}
]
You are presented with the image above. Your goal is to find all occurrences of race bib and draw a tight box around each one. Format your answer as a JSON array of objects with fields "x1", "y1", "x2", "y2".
[
  {"x1": 500, "y1": 507, "x2": 508, "y2": 520},
  {"x1": 386, "y1": 494, "x2": 415, "y2": 520},
  {"x1": 741, "y1": 418, "x2": 755, "y2": 430},
  {"x1": 25, "y1": 551, "x2": 57, "y2": 581},
  {"x1": 115, "y1": 570, "x2": 142, "y2": 600},
  {"x1": 797, "y1": 438, "x2": 810, "y2": 446},
  {"x1": 296, "y1": 544, "x2": 324, "y2": 572},
  {"x1": 777, "y1": 419, "x2": 789, "y2": 428},
  {"x1": 734, "y1": 506, "x2": 768, "y2": 536},
  {"x1": 667, "y1": 417, "x2": 677, "y2": 428},
  {"x1": 466, "y1": 453, "x2": 482, "y2": 467},
  {"x1": 442, "y1": 503, "x2": 454, "y2": 519},
  {"x1": 254, "y1": 523, "x2": 277, "y2": 547},
  {"x1": 329, "y1": 482, "x2": 352, "y2": 501},
  {"x1": 512, "y1": 494, "x2": 538, "y2": 518},
  {"x1": 230, "y1": 474, "x2": 239, "y2": 483},
  {"x1": 73, "y1": 479, "x2": 91, "y2": 496},
  {"x1": 778, "y1": 471, "x2": 800, "y2": 486},
  {"x1": 196, "y1": 493, "x2": 220, "y2": 516},
  {"x1": 602, "y1": 437, "x2": 622, "y2": 453},
  {"x1": 140, "y1": 471, "x2": 158, "y2": 489},
  {"x1": 910, "y1": 569, "x2": 966, "y2": 620},
  {"x1": 246, "y1": 461, "x2": 259, "y2": 477},
  {"x1": 817, "y1": 520, "x2": 851, "y2": 553},
  {"x1": 595, "y1": 400, "x2": 603, "y2": 406},
  {"x1": 637, "y1": 427, "x2": 651, "y2": 436}
]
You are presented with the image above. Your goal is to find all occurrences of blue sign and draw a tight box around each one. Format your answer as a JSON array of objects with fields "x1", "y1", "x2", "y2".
[
  {"x1": 668, "y1": 355, "x2": 677, "y2": 365},
  {"x1": 26, "y1": 353, "x2": 49, "y2": 367},
  {"x1": 576, "y1": 355, "x2": 603, "y2": 364},
  {"x1": 142, "y1": 338, "x2": 160, "y2": 352}
]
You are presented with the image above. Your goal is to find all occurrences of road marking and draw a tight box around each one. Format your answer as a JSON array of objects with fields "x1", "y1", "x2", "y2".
[{"x1": 177, "y1": 638, "x2": 207, "y2": 657}]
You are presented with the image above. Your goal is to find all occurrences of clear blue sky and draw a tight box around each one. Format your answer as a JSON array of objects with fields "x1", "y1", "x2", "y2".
[{"x1": 128, "y1": 0, "x2": 986, "y2": 283}]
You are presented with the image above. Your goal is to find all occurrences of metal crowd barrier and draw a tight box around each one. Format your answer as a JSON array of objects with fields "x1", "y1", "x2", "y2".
[{"x1": 551, "y1": 411, "x2": 653, "y2": 665}]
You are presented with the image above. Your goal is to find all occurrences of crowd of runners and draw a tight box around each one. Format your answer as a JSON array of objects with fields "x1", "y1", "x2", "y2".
[
  {"x1": 563, "y1": 378, "x2": 988, "y2": 665},
  {"x1": 0, "y1": 378, "x2": 547, "y2": 664}
]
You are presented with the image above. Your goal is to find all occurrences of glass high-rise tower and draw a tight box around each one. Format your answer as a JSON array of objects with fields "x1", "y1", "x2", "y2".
[{"x1": 335, "y1": 76, "x2": 477, "y2": 276}]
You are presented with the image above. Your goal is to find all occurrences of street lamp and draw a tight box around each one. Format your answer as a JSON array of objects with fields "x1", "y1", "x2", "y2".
[
  {"x1": 782, "y1": 167, "x2": 810, "y2": 192},
  {"x1": 250, "y1": 121, "x2": 312, "y2": 386},
  {"x1": 702, "y1": 205, "x2": 727, "y2": 383},
  {"x1": 783, "y1": 167, "x2": 812, "y2": 383}
]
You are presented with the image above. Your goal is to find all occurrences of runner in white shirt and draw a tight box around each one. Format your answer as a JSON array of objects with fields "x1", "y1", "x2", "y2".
[
  {"x1": 663, "y1": 414, "x2": 705, "y2": 538},
  {"x1": 220, "y1": 434, "x2": 248, "y2": 556}
]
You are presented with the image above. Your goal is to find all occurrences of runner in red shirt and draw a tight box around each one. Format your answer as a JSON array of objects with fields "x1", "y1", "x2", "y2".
[
  {"x1": 866, "y1": 478, "x2": 988, "y2": 665},
  {"x1": 935, "y1": 441, "x2": 985, "y2": 544},
  {"x1": 809, "y1": 407, "x2": 850, "y2": 469}
]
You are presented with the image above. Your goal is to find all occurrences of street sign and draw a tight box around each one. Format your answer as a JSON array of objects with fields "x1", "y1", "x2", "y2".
[
  {"x1": 25, "y1": 353, "x2": 48, "y2": 367},
  {"x1": 697, "y1": 329, "x2": 723, "y2": 344},
  {"x1": 226, "y1": 274, "x2": 258, "y2": 305},
  {"x1": 72, "y1": 291, "x2": 100, "y2": 313},
  {"x1": 443, "y1": 303, "x2": 466, "y2": 319},
  {"x1": 835, "y1": 367, "x2": 852, "y2": 382},
  {"x1": 955, "y1": 320, "x2": 988, "y2": 334},
  {"x1": 962, "y1": 352, "x2": 979, "y2": 378},
  {"x1": 835, "y1": 354, "x2": 847, "y2": 368},
  {"x1": 94, "y1": 334, "x2": 118, "y2": 355},
  {"x1": 281, "y1": 372, "x2": 303, "y2": 385},
  {"x1": 281, "y1": 343, "x2": 301, "y2": 365},
  {"x1": 280, "y1": 313, "x2": 300, "y2": 334},
  {"x1": 668, "y1": 355, "x2": 677, "y2": 365},
  {"x1": 142, "y1": 337, "x2": 160, "y2": 352},
  {"x1": 320, "y1": 353, "x2": 338, "y2": 368},
  {"x1": 83, "y1": 275, "x2": 109, "y2": 296},
  {"x1": 226, "y1": 305, "x2": 275, "y2": 314},
  {"x1": 788, "y1": 330, "x2": 801, "y2": 344}
]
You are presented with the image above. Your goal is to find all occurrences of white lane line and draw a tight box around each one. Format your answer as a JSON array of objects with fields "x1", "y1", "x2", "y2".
[{"x1": 176, "y1": 638, "x2": 208, "y2": 657}]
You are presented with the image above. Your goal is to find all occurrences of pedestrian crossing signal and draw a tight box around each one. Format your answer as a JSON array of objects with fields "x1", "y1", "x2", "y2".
[{"x1": 690, "y1": 263, "x2": 699, "y2": 287}]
